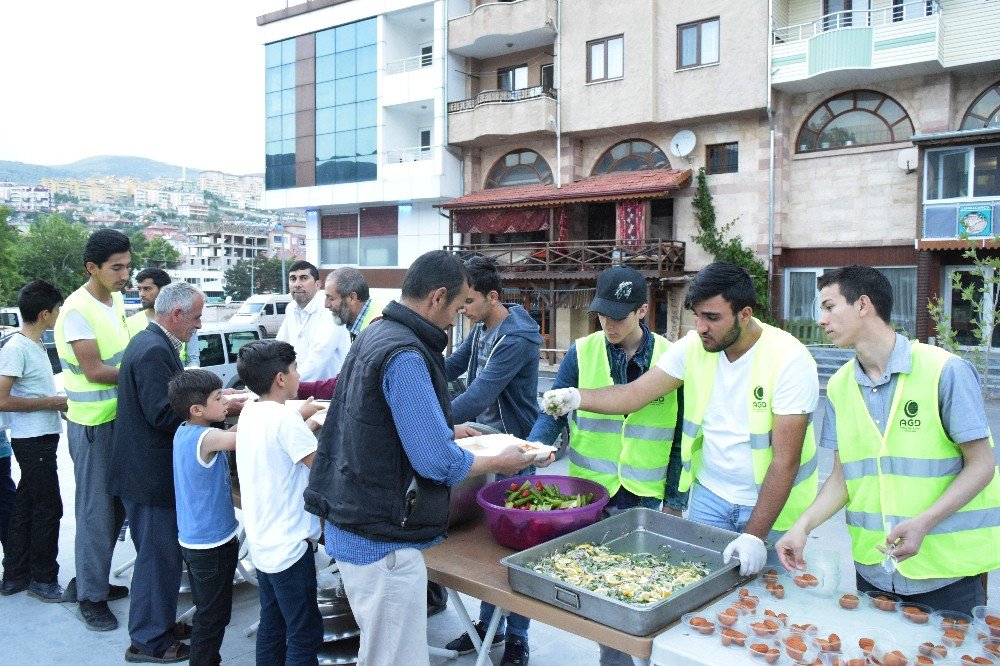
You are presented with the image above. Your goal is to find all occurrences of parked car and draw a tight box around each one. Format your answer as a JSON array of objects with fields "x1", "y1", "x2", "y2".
[
  {"x1": 228, "y1": 294, "x2": 291, "y2": 337},
  {"x1": 0, "y1": 307, "x2": 21, "y2": 334},
  {"x1": 197, "y1": 323, "x2": 263, "y2": 389},
  {"x1": 0, "y1": 329, "x2": 61, "y2": 375}
]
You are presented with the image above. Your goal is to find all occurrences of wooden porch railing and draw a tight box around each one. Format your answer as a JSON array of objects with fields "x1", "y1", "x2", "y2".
[{"x1": 444, "y1": 239, "x2": 685, "y2": 277}]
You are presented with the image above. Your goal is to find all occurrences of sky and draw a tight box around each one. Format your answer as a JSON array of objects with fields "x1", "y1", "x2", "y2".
[{"x1": 1, "y1": 1, "x2": 280, "y2": 175}]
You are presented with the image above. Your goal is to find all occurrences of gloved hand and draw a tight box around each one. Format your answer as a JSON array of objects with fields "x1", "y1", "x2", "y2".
[
  {"x1": 723, "y1": 533, "x2": 768, "y2": 576},
  {"x1": 541, "y1": 388, "x2": 581, "y2": 416}
]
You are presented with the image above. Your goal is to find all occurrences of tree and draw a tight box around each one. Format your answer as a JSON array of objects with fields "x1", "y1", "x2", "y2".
[
  {"x1": 223, "y1": 255, "x2": 286, "y2": 300},
  {"x1": 142, "y1": 237, "x2": 182, "y2": 269},
  {"x1": 0, "y1": 207, "x2": 25, "y2": 305},
  {"x1": 18, "y1": 213, "x2": 90, "y2": 298}
]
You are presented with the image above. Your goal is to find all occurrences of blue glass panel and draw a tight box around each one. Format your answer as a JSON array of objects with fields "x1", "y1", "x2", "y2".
[
  {"x1": 336, "y1": 77, "x2": 356, "y2": 105},
  {"x1": 265, "y1": 42, "x2": 282, "y2": 68},
  {"x1": 335, "y1": 131, "x2": 356, "y2": 159},
  {"x1": 356, "y1": 45, "x2": 377, "y2": 74},
  {"x1": 316, "y1": 107, "x2": 335, "y2": 134},
  {"x1": 335, "y1": 50, "x2": 355, "y2": 79},
  {"x1": 336, "y1": 105, "x2": 356, "y2": 132},
  {"x1": 316, "y1": 54, "x2": 336, "y2": 83},
  {"x1": 356, "y1": 73, "x2": 376, "y2": 101},
  {"x1": 316, "y1": 133, "x2": 335, "y2": 161},
  {"x1": 266, "y1": 92, "x2": 281, "y2": 118},
  {"x1": 281, "y1": 39, "x2": 296, "y2": 65},
  {"x1": 356, "y1": 101, "x2": 376, "y2": 128},
  {"x1": 282, "y1": 139, "x2": 296, "y2": 160},
  {"x1": 265, "y1": 166, "x2": 278, "y2": 190},
  {"x1": 266, "y1": 140, "x2": 282, "y2": 156},
  {"x1": 281, "y1": 63, "x2": 296, "y2": 89},
  {"x1": 265, "y1": 67, "x2": 281, "y2": 93},
  {"x1": 316, "y1": 81, "x2": 336, "y2": 109},
  {"x1": 356, "y1": 154, "x2": 378, "y2": 182},
  {"x1": 281, "y1": 89, "x2": 296, "y2": 115},
  {"x1": 316, "y1": 29, "x2": 336, "y2": 57},
  {"x1": 265, "y1": 116, "x2": 281, "y2": 141},
  {"x1": 356, "y1": 127, "x2": 376, "y2": 156},
  {"x1": 281, "y1": 164, "x2": 296, "y2": 188},
  {"x1": 356, "y1": 18, "x2": 376, "y2": 47},
  {"x1": 336, "y1": 23, "x2": 356, "y2": 51},
  {"x1": 282, "y1": 114, "x2": 296, "y2": 140}
]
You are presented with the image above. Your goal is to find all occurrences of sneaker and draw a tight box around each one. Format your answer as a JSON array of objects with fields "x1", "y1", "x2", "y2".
[
  {"x1": 124, "y1": 641, "x2": 190, "y2": 663},
  {"x1": 27, "y1": 580, "x2": 65, "y2": 603},
  {"x1": 444, "y1": 621, "x2": 505, "y2": 655},
  {"x1": 500, "y1": 635, "x2": 529, "y2": 666},
  {"x1": 0, "y1": 578, "x2": 29, "y2": 596},
  {"x1": 63, "y1": 577, "x2": 129, "y2": 603},
  {"x1": 79, "y1": 599, "x2": 118, "y2": 632}
]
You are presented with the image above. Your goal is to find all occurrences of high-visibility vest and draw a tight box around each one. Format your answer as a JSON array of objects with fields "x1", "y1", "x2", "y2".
[
  {"x1": 54, "y1": 288, "x2": 130, "y2": 426},
  {"x1": 678, "y1": 319, "x2": 818, "y2": 531},
  {"x1": 827, "y1": 341, "x2": 1000, "y2": 579},
  {"x1": 358, "y1": 299, "x2": 383, "y2": 333},
  {"x1": 127, "y1": 310, "x2": 187, "y2": 362},
  {"x1": 568, "y1": 331, "x2": 678, "y2": 499}
]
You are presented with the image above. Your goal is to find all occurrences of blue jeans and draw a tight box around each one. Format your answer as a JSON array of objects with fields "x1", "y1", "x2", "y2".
[
  {"x1": 687, "y1": 483, "x2": 784, "y2": 545},
  {"x1": 256, "y1": 548, "x2": 324, "y2": 666}
]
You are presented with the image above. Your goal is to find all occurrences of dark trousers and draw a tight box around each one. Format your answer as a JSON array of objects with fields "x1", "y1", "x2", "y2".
[
  {"x1": 124, "y1": 500, "x2": 183, "y2": 656},
  {"x1": 0, "y1": 452, "x2": 16, "y2": 549},
  {"x1": 855, "y1": 571, "x2": 987, "y2": 615},
  {"x1": 182, "y1": 537, "x2": 239, "y2": 666},
  {"x1": 256, "y1": 547, "x2": 323, "y2": 666},
  {"x1": 2, "y1": 435, "x2": 62, "y2": 583}
]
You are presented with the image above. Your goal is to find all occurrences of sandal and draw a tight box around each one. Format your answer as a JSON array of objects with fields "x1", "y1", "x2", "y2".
[
  {"x1": 171, "y1": 622, "x2": 192, "y2": 640},
  {"x1": 124, "y1": 641, "x2": 191, "y2": 663}
]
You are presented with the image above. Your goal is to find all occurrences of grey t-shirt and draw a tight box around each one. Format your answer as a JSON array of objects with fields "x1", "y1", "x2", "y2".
[
  {"x1": 472, "y1": 324, "x2": 505, "y2": 433},
  {"x1": 0, "y1": 333, "x2": 62, "y2": 438}
]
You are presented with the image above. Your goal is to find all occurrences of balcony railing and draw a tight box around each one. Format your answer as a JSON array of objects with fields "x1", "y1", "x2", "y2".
[
  {"x1": 383, "y1": 146, "x2": 434, "y2": 164},
  {"x1": 772, "y1": 0, "x2": 938, "y2": 43},
  {"x1": 385, "y1": 54, "x2": 433, "y2": 76},
  {"x1": 444, "y1": 239, "x2": 685, "y2": 277},
  {"x1": 447, "y1": 85, "x2": 556, "y2": 113}
]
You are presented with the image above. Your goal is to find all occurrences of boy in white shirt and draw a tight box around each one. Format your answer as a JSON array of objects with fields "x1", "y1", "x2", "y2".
[{"x1": 235, "y1": 340, "x2": 324, "y2": 665}]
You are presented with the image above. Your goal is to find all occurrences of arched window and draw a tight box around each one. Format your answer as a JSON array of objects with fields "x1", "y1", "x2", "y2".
[
  {"x1": 961, "y1": 81, "x2": 1000, "y2": 130},
  {"x1": 796, "y1": 90, "x2": 914, "y2": 152},
  {"x1": 592, "y1": 139, "x2": 671, "y2": 175},
  {"x1": 485, "y1": 150, "x2": 553, "y2": 189}
]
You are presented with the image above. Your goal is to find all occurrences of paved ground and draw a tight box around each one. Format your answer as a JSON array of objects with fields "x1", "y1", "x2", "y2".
[{"x1": 1, "y1": 395, "x2": 997, "y2": 665}]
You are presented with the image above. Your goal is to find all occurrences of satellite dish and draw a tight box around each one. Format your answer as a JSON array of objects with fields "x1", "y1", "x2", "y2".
[
  {"x1": 670, "y1": 130, "x2": 697, "y2": 160},
  {"x1": 897, "y1": 147, "x2": 918, "y2": 174}
]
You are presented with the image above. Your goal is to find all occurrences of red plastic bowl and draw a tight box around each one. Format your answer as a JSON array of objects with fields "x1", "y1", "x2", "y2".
[{"x1": 476, "y1": 475, "x2": 610, "y2": 550}]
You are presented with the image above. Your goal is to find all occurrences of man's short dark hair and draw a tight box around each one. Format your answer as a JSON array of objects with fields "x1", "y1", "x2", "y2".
[
  {"x1": 236, "y1": 340, "x2": 297, "y2": 396},
  {"x1": 684, "y1": 261, "x2": 758, "y2": 315},
  {"x1": 465, "y1": 256, "x2": 502, "y2": 297},
  {"x1": 83, "y1": 229, "x2": 131, "y2": 268},
  {"x1": 168, "y1": 369, "x2": 223, "y2": 419},
  {"x1": 329, "y1": 266, "x2": 370, "y2": 302},
  {"x1": 401, "y1": 251, "x2": 469, "y2": 305},
  {"x1": 288, "y1": 260, "x2": 319, "y2": 281},
  {"x1": 17, "y1": 280, "x2": 63, "y2": 323},
  {"x1": 135, "y1": 268, "x2": 171, "y2": 289},
  {"x1": 817, "y1": 265, "x2": 893, "y2": 325}
]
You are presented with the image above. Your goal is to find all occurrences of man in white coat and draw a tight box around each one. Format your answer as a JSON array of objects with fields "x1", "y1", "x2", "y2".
[{"x1": 276, "y1": 260, "x2": 350, "y2": 382}]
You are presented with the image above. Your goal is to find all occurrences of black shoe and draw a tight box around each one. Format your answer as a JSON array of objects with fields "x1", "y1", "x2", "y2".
[
  {"x1": 79, "y1": 599, "x2": 118, "y2": 632},
  {"x1": 0, "y1": 578, "x2": 29, "y2": 596},
  {"x1": 444, "y1": 621, "x2": 505, "y2": 656},
  {"x1": 27, "y1": 580, "x2": 65, "y2": 603},
  {"x1": 427, "y1": 601, "x2": 447, "y2": 618},
  {"x1": 64, "y1": 577, "x2": 129, "y2": 603},
  {"x1": 500, "y1": 635, "x2": 529, "y2": 666}
]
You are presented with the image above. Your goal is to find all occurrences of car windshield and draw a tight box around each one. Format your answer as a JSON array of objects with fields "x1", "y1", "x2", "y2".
[
  {"x1": 237, "y1": 302, "x2": 265, "y2": 315},
  {"x1": 0, "y1": 313, "x2": 18, "y2": 327}
]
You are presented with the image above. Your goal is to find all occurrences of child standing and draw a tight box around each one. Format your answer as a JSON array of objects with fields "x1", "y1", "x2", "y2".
[
  {"x1": 168, "y1": 369, "x2": 240, "y2": 666},
  {"x1": 235, "y1": 340, "x2": 324, "y2": 666},
  {"x1": 0, "y1": 280, "x2": 68, "y2": 601}
]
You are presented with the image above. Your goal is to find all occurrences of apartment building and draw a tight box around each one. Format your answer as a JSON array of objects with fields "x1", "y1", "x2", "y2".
[
  {"x1": 256, "y1": 0, "x2": 462, "y2": 297},
  {"x1": 198, "y1": 171, "x2": 265, "y2": 209},
  {"x1": 1, "y1": 185, "x2": 51, "y2": 211},
  {"x1": 42, "y1": 177, "x2": 137, "y2": 203}
]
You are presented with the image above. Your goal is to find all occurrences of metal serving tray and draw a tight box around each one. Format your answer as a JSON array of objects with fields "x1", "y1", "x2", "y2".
[{"x1": 501, "y1": 508, "x2": 751, "y2": 636}]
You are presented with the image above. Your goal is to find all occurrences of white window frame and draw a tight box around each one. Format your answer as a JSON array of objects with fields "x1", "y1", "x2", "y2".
[{"x1": 923, "y1": 141, "x2": 1000, "y2": 203}]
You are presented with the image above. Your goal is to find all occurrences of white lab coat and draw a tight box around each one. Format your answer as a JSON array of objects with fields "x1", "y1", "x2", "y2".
[{"x1": 276, "y1": 291, "x2": 350, "y2": 382}]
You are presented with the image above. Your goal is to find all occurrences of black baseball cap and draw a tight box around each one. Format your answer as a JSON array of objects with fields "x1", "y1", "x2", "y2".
[{"x1": 588, "y1": 266, "x2": 647, "y2": 320}]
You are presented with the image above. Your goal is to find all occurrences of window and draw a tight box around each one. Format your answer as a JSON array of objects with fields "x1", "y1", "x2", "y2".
[
  {"x1": 706, "y1": 142, "x2": 739, "y2": 174},
  {"x1": 677, "y1": 18, "x2": 719, "y2": 69},
  {"x1": 587, "y1": 35, "x2": 624, "y2": 82},
  {"x1": 419, "y1": 129, "x2": 431, "y2": 155},
  {"x1": 263, "y1": 304, "x2": 274, "y2": 316},
  {"x1": 497, "y1": 65, "x2": 528, "y2": 91},
  {"x1": 925, "y1": 145, "x2": 1000, "y2": 201},
  {"x1": 592, "y1": 139, "x2": 670, "y2": 175},
  {"x1": 822, "y1": 0, "x2": 852, "y2": 31},
  {"x1": 540, "y1": 63, "x2": 554, "y2": 90},
  {"x1": 421, "y1": 45, "x2": 433, "y2": 68},
  {"x1": 485, "y1": 150, "x2": 554, "y2": 189},
  {"x1": 943, "y1": 267, "x2": 1000, "y2": 348},
  {"x1": 199, "y1": 334, "x2": 225, "y2": 367},
  {"x1": 320, "y1": 206, "x2": 399, "y2": 267},
  {"x1": 226, "y1": 331, "x2": 259, "y2": 359},
  {"x1": 276, "y1": 302, "x2": 289, "y2": 315},
  {"x1": 892, "y1": 0, "x2": 934, "y2": 22},
  {"x1": 265, "y1": 37, "x2": 297, "y2": 190},
  {"x1": 961, "y1": 81, "x2": 1000, "y2": 130},
  {"x1": 797, "y1": 90, "x2": 914, "y2": 152}
]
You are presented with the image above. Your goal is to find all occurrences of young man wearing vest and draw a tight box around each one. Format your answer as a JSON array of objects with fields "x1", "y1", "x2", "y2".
[
  {"x1": 776, "y1": 265, "x2": 1000, "y2": 614},
  {"x1": 128, "y1": 268, "x2": 199, "y2": 367},
  {"x1": 544, "y1": 262, "x2": 819, "y2": 579},
  {"x1": 54, "y1": 229, "x2": 133, "y2": 631},
  {"x1": 531, "y1": 265, "x2": 686, "y2": 666},
  {"x1": 325, "y1": 266, "x2": 383, "y2": 341},
  {"x1": 277, "y1": 260, "x2": 350, "y2": 382}
]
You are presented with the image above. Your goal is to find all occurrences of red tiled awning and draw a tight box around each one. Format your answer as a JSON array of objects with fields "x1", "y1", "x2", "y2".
[{"x1": 440, "y1": 169, "x2": 692, "y2": 211}]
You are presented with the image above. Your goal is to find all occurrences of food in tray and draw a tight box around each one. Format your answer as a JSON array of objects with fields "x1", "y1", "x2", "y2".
[
  {"x1": 816, "y1": 633, "x2": 841, "y2": 652},
  {"x1": 761, "y1": 568, "x2": 779, "y2": 584},
  {"x1": 873, "y1": 594, "x2": 898, "y2": 611},
  {"x1": 750, "y1": 619, "x2": 781, "y2": 637},
  {"x1": 687, "y1": 616, "x2": 715, "y2": 635},
  {"x1": 916, "y1": 656, "x2": 935, "y2": 666},
  {"x1": 827, "y1": 659, "x2": 867, "y2": 666},
  {"x1": 960, "y1": 656, "x2": 993, "y2": 665},
  {"x1": 881, "y1": 650, "x2": 908, "y2": 666},
  {"x1": 764, "y1": 581, "x2": 785, "y2": 598},
  {"x1": 529, "y1": 543, "x2": 710, "y2": 606},
  {"x1": 503, "y1": 480, "x2": 594, "y2": 511},
  {"x1": 943, "y1": 629, "x2": 967, "y2": 647},
  {"x1": 987, "y1": 643, "x2": 1000, "y2": 658},
  {"x1": 718, "y1": 608, "x2": 740, "y2": 626},
  {"x1": 901, "y1": 604, "x2": 929, "y2": 624},
  {"x1": 919, "y1": 642, "x2": 947, "y2": 658},
  {"x1": 763, "y1": 608, "x2": 788, "y2": 624},
  {"x1": 793, "y1": 573, "x2": 819, "y2": 588},
  {"x1": 783, "y1": 635, "x2": 808, "y2": 661},
  {"x1": 987, "y1": 614, "x2": 1000, "y2": 635},
  {"x1": 748, "y1": 643, "x2": 781, "y2": 663},
  {"x1": 839, "y1": 593, "x2": 860, "y2": 609},
  {"x1": 859, "y1": 637, "x2": 875, "y2": 655},
  {"x1": 457, "y1": 433, "x2": 557, "y2": 462},
  {"x1": 720, "y1": 628, "x2": 747, "y2": 647}
]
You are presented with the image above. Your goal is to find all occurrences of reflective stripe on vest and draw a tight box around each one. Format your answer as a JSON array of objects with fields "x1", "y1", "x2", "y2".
[
  {"x1": 54, "y1": 288, "x2": 130, "y2": 426},
  {"x1": 568, "y1": 331, "x2": 678, "y2": 500},
  {"x1": 359, "y1": 299, "x2": 383, "y2": 333},
  {"x1": 828, "y1": 341, "x2": 1000, "y2": 579},
  {"x1": 678, "y1": 320, "x2": 818, "y2": 531}
]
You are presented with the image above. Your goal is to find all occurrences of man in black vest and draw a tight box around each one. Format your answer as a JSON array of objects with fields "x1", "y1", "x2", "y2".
[{"x1": 305, "y1": 250, "x2": 537, "y2": 666}]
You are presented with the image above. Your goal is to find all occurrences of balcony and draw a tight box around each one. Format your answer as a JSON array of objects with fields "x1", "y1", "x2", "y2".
[
  {"x1": 444, "y1": 239, "x2": 685, "y2": 280},
  {"x1": 772, "y1": 0, "x2": 941, "y2": 93},
  {"x1": 449, "y1": 0, "x2": 557, "y2": 59},
  {"x1": 448, "y1": 86, "x2": 556, "y2": 146}
]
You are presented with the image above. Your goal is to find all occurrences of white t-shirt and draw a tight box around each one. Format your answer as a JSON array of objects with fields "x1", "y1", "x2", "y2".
[
  {"x1": 656, "y1": 332, "x2": 819, "y2": 505},
  {"x1": 0, "y1": 333, "x2": 62, "y2": 438},
  {"x1": 235, "y1": 400, "x2": 320, "y2": 574},
  {"x1": 62, "y1": 290, "x2": 121, "y2": 342},
  {"x1": 276, "y1": 291, "x2": 350, "y2": 382}
]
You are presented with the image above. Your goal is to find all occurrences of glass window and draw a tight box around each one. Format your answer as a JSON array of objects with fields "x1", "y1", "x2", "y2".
[
  {"x1": 316, "y1": 81, "x2": 336, "y2": 109},
  {"x1": 356, "y1": 19, "x2": 376, "y2": 47},
  {"x1": 498, "y1": 65, "x2": 528, "y2": 91},
  {"x1": 485, "y1": 150, "x2": 554, "y2": 188},
  {"x1": 336, "y1": 105, "x2": 355, "y2": 132},
  {"x1": 335, "y1": 131, "x2": 356, "y2": 159},
  {"x1": 589, "y1": 42, "x2": 605, "y2": 82},
  {"x1": 336, "y1": 77, "x2": 357, "y2": 104},
  {"x1": 316, "y1": 108, "x2": 335, "y2": 134},
  {"x1": 281, "y1": 114, "x2": 296, "y2": 140},
  {"x1": 356, "y1": 45, "x2": 377, "y2": 74},
  {"x1": 266, "y1": 92, "x2": 281, "y2": 118},
  {"x1": 281, "y1": 89, "x2": 296, "y2": 114},
  {"x1": 356, "y1": 101, "x2": 377, "y2": 128},
  {"x1": 925, "y1": 149, "x2": 970, "y2": 200},
  {"x1": 962, "y1": 83, "x2": 1000, "y2": 130},
  {"x1": 265, "y1": 67, "x2": 281, "y2": 93},
  {"x1": 357, "y1": 73, "x2": 376, "y2": 101},
  {"x1": 706, "y1": 142, "x2": 739, "y2": 174},
  {"x1": 226, "y1": 331, "x2": 259, "y2": 359},
  {"x1": 335, "y1": 50, "x2": 355, "y2": 79},
  {"x1": 591, "y1": 139, "x2": 671, "y2": 175},
  {"x1": 265, "y1": 116, "x2": 281, "y2": 141},
  {"x1": 973, "y1": 145, "x2": 1000, "y2": 198},
  {"x1": 316, "y1": 54, "x2": 336, "y2": 82},
  {"x1": 787, "y1": 271, "x2": 818, "y2": 322},
  {"x1": 276, "y1": 302, "x2": 288, "y2": 315},
  {"x1": 316, "y1": 29, "x2": 336, "y2": 57},
  {"x1": 281, "y1": 39, "x2": 296, "y2": 64},
  {"x1": 316, "y1": 134, "x2": 336, "y2": 161},
  {"x1": 699, "y1": 19, "x2": 719, "y2": 65},
  {"x1": 265, "y1": 42, "x2": 282, "y2": 69},
  {"x1": 607, "y1": 37, "x2": 624, "y2": 79},
  {"x1": 281, "y1": 63, "x2": 295, "y2": 89},
  {"x1": 797, "y1": 91, "x2": 914, "y2": 153},
  {"x1": 879, "y1": 267, "x2": 917, "y2": 337},
  {"x1": 360, "y1": 236, "x2": 397, "y2": 267},
  {"x1": 356, "y1": 127, "x2": 377, "y2": 156},
  {"x1": 336, "y1": 23, "x2": 356, "y2": 52},
  {"x1": 679, "y1": 26, "x2": 698, "y2": 69},
  {"x1": 587, "y1": 35, "x2": 623, "y2": 82},
  {"x1": 677, "y1": 18, "x2": 719, "y2": 68},
  {"x1": 199, "y1": 334, "x2": 225, "y2": 367}
]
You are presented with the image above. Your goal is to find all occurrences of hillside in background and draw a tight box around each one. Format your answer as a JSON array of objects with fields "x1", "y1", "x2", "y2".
[{"x1": 0, "y1": 155, "x2": 204, "y2": 183}]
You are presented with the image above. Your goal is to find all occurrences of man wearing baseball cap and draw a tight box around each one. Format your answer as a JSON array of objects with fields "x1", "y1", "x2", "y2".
[{"x1": 526, "y1": 265, "x2": 686, "y2": 666}]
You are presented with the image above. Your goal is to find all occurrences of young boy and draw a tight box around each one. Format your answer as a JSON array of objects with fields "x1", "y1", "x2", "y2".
[
  {"x1": 235, "y1": 340, "x2": 324, "y2": 665},
  {"x1": 0, "y1": 280, "x2": 68, "y2": 601},
  {"x1": 168, "y1": 369, "x2": 240, "y2": 666}
]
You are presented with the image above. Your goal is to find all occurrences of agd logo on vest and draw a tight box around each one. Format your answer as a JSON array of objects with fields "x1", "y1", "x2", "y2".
[
  {"x1": 898, "y1": 400, "x2": 921, "y2": 431},
  {"x1": 752, "y1": 385, "x2": 768, "y2": 412}
]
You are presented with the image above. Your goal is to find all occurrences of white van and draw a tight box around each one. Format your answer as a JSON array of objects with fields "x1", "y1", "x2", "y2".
[
  {"x1": 228, "y1": 293, "x2": 291, "y2": 337},
  {"x1": 197, "y1": 323, "x2": 263, "y2": 389},
  {"x1": 0, "y1": 307, "x2": 21, "y2": 333}
]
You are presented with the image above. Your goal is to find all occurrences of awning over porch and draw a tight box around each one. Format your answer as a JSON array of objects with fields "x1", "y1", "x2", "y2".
[{"x1": 910, "y1": 127, "x2": 1000, "y2": 147}]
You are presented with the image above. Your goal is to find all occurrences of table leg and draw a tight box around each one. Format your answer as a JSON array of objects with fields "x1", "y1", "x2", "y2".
[
  {"x1": 475, "y1": 606, "x2": 503, "y2": 666},
  {"x1": 447, "y1": 588, "x2": 483, "y2": 654}
]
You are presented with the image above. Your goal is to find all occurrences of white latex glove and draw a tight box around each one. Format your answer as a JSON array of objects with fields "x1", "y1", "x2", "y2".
[
  {"x1": 723, "y1": 533, "x2": 768, "y2": 576},
  {"x1": 541, "y1": 387, "x2": 581, "y2": 416}
]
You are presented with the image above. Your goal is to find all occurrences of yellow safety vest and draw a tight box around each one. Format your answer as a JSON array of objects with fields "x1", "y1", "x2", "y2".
[
  {"x1": 828, "y1": 341, "x2": 1000, "y2": 579},
  {"x1": 359, "y1": 299, "x2": 383, "y2": 333},
  {"x1": 55, "y1": 288, "x2": 130, "y2": 426},
  {"x1": 128, "y1": 310, "x2": 187, "y2": 362},
  {"x1": 569, "y1": 331, "x2": 678, "y2": 499},
  {"x1": 678, "y1": 319, "x2": 818, "y2": 531}
]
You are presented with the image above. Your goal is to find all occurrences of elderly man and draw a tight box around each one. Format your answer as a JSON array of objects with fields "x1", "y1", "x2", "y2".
[
  {"x1": 128, "y1": 268, "x2": 199, "y2": 367},
  {"x1": 276, "y1": 260, "x2": 349, "y2": 382},
  {"x1": 325, "y1": 266, "x2": 383, "y2": 341}
]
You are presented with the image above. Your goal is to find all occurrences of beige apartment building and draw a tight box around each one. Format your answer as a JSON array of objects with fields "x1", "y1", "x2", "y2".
[{"x1": 443, "y1": 0, "x2": 1000, "y2": 350}]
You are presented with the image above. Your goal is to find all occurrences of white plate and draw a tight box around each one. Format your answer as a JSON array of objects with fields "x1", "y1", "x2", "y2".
[
  {"x1": 286, "y1": 399, "x2": 329, "y2": 426},
  {"x1": 456, "y1": 433, "x2": 557, "y2": 462}
]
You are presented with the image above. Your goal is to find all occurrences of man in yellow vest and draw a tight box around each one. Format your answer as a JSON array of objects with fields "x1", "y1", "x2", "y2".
[
  {"x1": 54, "y1": 229, "x2": 133, "y2": 632},
  {"x1": 127, "y1": 268, "x2": 199, "y2": 367},
  {"x1": 324, "y1": 266, "x2": 383, "y2": 342},
  {"x1": 544, "y1": 262, "x2": 819, "y2": 579},
  {"x1": 776, "y1": 265, "x2": 1000, "y2": 614}
]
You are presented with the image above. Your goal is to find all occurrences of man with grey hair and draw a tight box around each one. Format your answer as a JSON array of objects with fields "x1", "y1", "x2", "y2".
[
  {"x1": 107, "y1": 282, "x2": 241, "y2": 663},
  {"x1": 325, "y1": 267, "x2": 383, "y2": 341}
]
